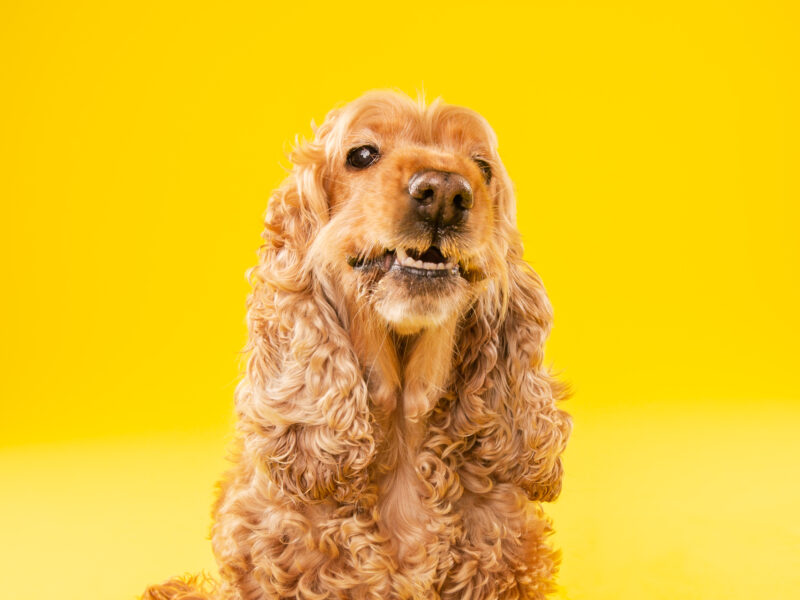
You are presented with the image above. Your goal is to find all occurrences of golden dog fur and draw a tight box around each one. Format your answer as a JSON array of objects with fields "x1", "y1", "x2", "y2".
[{"x1": 142, "y1": 91, "x2": 571, "y2": 600}]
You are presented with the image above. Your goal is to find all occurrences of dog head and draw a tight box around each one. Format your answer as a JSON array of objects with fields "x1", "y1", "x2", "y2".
[{"x1": 294, "y1": 91, "x2": 516, "y2": 334}]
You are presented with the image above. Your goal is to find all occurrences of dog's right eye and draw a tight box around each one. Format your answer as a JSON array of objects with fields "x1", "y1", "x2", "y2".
[{"x1": 346, "y1": 145, "x2": 381, "y2": 169}]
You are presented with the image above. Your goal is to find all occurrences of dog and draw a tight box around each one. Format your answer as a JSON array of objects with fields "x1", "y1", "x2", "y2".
[{"x1": 142, "y1": 90, "x2": 571, "y2": 600}]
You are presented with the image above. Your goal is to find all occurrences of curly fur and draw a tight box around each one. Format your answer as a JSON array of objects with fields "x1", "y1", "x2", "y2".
[{"x1": 142, "y1": 91, "x2": 571, "y2": 600}]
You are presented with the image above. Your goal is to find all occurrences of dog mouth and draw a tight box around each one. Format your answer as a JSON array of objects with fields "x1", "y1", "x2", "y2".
[{"x1": 347, "y1": 246, "x2": 460, "y2": 278}]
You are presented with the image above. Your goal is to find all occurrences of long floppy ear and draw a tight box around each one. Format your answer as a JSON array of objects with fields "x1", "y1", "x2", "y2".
[
  {"x1": 496, "y1": 248, "x2": 572, "y2": 501},
  {"x1": 452, "y1": 168, "x2": 571, "y2": 503},
  {"x1": 234, "y1": 125, "x2": 375, "y2": 504}
]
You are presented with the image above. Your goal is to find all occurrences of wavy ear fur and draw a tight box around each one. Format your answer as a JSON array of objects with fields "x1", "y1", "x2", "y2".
[
  {"x1": 235, "y1": 131, "x2": 375, "y2": 503},
  {"x1": 497, "y1": 251, "x2": 572, "y2": 501},
  {"x1": 451, "y1": 170, "x2": 571, "y2": 503}
]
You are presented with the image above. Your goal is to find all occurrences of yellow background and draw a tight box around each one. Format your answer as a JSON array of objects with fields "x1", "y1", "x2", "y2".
[{"x1": 1, "y1": 1, "x2": 798, "y2": 598}]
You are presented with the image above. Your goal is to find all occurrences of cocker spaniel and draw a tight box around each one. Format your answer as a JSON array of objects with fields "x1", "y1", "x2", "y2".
[{"x1": 142, "y1": 91, "x2": 571, "y2": 600}]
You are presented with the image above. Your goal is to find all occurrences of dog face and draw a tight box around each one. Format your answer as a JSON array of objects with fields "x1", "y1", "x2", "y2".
[{"x1": 308, "y1": 92, "x2": 509, "y2": 334}]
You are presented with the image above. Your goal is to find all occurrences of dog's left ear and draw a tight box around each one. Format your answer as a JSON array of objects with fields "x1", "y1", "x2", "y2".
[
  {"x1": 452, "y1": 167, "x2": 571, "y2": 502},
  {"x1": 499, "y1": 252, "x2": 572, "y2": 501}
]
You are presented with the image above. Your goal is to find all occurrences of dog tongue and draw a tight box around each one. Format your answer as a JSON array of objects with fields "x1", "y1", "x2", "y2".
[{"x1": 419, "y1": 246, "x2": 445, "y2": 263}]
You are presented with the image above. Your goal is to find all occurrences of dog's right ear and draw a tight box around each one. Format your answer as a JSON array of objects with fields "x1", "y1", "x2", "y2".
[{"x1": 235, "y1": 128, "x2": 375, "y2": 504}]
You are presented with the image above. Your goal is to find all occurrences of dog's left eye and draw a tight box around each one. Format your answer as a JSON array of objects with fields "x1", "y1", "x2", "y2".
[
  {"x1": 347, "y1": 145, "x2": 381, "y2": 169},
  {"x1": 473, "y1": 157, "x2": 492, "y2": 183}
]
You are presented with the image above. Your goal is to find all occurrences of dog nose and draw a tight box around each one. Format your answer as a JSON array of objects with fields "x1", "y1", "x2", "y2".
[{"x1": 408, "y1": 170, "x2": 473, "y2": 227}]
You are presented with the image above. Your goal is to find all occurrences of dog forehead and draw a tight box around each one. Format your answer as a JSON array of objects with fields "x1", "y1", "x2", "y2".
[
  {"x1": 346, "y1": 116, "x2": 494, "y2": 157},
  {"x1": 336, "y1": 94, "x2": 495, "y2": 154}
]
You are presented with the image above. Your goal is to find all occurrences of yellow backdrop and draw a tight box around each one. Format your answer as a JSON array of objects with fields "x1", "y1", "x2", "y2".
[{"x1": 1, "y1": 1, "x2": 798, "y2": 599}]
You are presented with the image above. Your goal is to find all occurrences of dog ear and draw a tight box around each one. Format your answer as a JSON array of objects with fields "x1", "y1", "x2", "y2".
[
  {"x1": 235, "y1": 130, "x2": 375, "y2": 504},
  {"x1": 497, "y1": 253, "x2": 572, "y2": 501},
  {"x1": 451, "y1": 168, "x2": 571, "y2": 503}
]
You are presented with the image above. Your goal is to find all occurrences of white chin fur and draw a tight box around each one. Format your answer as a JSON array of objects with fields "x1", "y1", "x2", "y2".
[{"x1": 376, "y1": 299, "x2": 453, "y2": 335}]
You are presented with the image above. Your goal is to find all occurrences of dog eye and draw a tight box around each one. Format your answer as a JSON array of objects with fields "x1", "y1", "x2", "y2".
[
  {"x1": 473, "y1": 157, "x2": 492, "y2": 183},
  {"x1": 346, "y1": 145, "x2": 381, "y2": 169}
]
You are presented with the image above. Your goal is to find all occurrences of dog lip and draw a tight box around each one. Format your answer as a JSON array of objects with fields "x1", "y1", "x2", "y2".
[{"x1": 348, "y1": 249, "x2": 396, "y2": 271}]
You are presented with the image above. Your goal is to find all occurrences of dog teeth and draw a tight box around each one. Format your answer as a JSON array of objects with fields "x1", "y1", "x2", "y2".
[
  {"x1": 398, "y1": 251, "x2": 414, "y2": 268},
  {"x1": 350, "y1": 248, "x2": 459, "y2": 274},
  {"x1": 393, "y1": 248, "x2": 457, "y2": 272}
]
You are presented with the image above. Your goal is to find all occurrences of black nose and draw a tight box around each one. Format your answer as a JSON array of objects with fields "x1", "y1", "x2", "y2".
[{"x1": 408, "y1": 170, "x2": 473, "y2": 227}]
